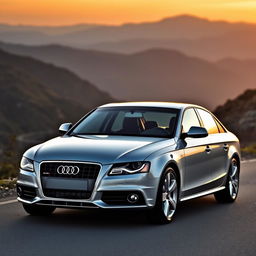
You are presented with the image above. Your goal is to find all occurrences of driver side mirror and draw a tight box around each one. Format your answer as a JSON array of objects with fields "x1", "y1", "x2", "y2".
[
  {"x1": 59, "y1": 123, "x2": 72, "y2": 135},
  {"x1": 181, "y1": 126, "x2": 208, "y2": 139}
]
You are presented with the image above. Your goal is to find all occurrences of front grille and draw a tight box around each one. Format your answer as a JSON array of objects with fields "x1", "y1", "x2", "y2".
[
  {"x1": 40, "y1": 162, "x2": 100, "y2": 179},
  {"x1": 40, "y1": 161, "x2": 100, "y2": 200},
  {"x1": 43, "y1": 189, "x2": 91, "y2": 199},
  {"x1": 102, "y1": 191, "x2": 145, "y2": 205}
]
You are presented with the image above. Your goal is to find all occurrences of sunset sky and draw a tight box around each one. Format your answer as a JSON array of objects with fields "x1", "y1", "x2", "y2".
[{"x1": 1, "y1": 0, "x2": 256, "y2": 25}]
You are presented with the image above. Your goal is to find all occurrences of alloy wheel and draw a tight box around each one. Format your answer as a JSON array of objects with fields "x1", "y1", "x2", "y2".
[
  {"x1": 162, "y1": 171, "x2": 178, "y2": 220},
  {"x1": 229, "y1": 159, "x2": 239, "y2": 199}
]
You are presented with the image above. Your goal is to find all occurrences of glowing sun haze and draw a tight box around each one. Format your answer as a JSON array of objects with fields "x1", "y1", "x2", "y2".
[{"x1": 1, "y1": 0, "x2": 256, "y2": 25}]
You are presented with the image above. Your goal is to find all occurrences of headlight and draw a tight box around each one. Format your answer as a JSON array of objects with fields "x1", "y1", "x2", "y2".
[
  {"x1": 20, "y1": 156, "x2": 34, "y2": 172},
  {"x1": 109, "y1": 161, "x2": 150, "y2": 175}
]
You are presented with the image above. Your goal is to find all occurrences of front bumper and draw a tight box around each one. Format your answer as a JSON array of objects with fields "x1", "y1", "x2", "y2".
[{"x1": 17, "y1": 161, "x2": 158, "y2": 209}]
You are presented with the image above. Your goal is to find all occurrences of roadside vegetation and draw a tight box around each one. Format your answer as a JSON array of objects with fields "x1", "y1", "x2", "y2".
[
  {"x1": 0, "y1": 135, "x2": 19, "y2": 180},
  {"x1": 0, "y1": 136, "x2": 19, "y2": 197},
  {"x1": 0, "y1": 179, "x2": 17, "y2": 188},
  {"x1": 241, "y1": 144, "x2": 256, "y2": 158}
]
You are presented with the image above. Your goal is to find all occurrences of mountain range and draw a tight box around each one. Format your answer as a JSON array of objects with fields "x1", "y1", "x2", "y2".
[
  {"x1": 1, "y1": 15, "x2": 256, "y2": 60},
  {"x1": 0, "y1": 49, "x2": 113, "y2": 146},
  {"x1": 87, "y1": 31, "x2": 256, "y2": 60},
  {"x1": 0, "y1": 46, "x2": 255, "y2": 150},
  {"x1": 0, "y1": 14, "x2": 255, "y2": 149},
  {"x1": 1, "y1": 42, "x2": 255, "y2": 109}
]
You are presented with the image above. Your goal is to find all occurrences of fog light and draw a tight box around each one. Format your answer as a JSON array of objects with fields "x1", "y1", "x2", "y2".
[
  {"x1": 17, "y1": 186, "x2": 22, "y2": 197},
  {"x1": 127, "y1": 193, "x2": 139, "y2": 203}
]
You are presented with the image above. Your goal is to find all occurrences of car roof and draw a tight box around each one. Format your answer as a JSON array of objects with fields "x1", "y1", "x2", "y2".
[{"x1": 100, "y1": 102, "x2": 203, "y2": 110}]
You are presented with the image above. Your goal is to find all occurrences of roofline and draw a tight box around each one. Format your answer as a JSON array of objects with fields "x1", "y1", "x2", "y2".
[{"x1": 99, "y1": 101, "x2": 203, "y2": 110}]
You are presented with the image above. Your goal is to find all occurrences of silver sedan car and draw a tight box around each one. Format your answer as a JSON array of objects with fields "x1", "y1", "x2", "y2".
[{"x1": 17, "y1": 102, "x2": 240, "y2": 224}]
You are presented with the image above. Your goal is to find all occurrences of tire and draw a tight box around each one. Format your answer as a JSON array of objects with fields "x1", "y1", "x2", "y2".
[
  {"x1": 214, "y1": 158, "x2": 240, "y2": 203},
  {"x1": 149, "y1": 167, "x2": 178, "y2": 224},
  {"x1": 22, "y1": 203, "x2": 56, "y2": 216}
]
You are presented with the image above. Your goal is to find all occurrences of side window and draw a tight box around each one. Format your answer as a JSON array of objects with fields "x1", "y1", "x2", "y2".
[
  {"x1": 215, "y1": 118, "x2": 225, "y2": 133},
  {"x1": 197, "y1": 109, "x2": 219, "y2": 134},
  {"x1": 182, "y1": 108, "x2": 201, "y2": 133}
]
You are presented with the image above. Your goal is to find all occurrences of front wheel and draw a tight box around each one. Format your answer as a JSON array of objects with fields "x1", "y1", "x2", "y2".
[
  {"x1": 214, "y1": 158, "x2": 240, "y2": 203},
  {"x1": 22, "y1": 203, "x2": 56, "y2": 216},
  {"x1": 149, "y1": 167, "x2": 178, "y2": 224}
]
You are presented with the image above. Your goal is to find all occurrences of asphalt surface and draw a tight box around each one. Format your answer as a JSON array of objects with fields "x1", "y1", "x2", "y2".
[{"x1": 0, "y1": 161, "x2": 255, "y2": 256}]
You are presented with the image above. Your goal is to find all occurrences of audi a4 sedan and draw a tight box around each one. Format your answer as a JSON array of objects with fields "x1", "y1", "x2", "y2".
[{"x1": 17, "y1": 102, "x2": 240, "y2": 223}]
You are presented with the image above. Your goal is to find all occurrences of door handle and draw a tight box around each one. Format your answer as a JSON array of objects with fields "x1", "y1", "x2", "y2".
[
  {"x1": 223, "y1": 143, "x2": 229, "y2": 151},
  {"x1": 205, "y1": 145, "x2": 212, "y2": 154}
]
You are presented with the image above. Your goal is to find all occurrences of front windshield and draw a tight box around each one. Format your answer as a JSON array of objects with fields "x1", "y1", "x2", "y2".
[{"x1": 70, "y1": 107, "x2": 180, "y2": 138}]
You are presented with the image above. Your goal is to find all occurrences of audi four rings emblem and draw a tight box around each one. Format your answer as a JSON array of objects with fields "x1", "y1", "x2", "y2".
[{"x1": 57, "y1": 165, "x2": 80, "y2": 175}]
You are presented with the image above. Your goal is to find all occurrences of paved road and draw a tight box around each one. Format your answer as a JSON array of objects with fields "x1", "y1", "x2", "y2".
[{"x1": 0, "y1": 161, "x2": 255, "y2": 256}]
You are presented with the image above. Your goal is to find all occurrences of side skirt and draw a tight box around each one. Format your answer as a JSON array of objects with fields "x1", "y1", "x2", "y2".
[{"x1": 180, "y1": 186, "x2": 225, "y2": 202}]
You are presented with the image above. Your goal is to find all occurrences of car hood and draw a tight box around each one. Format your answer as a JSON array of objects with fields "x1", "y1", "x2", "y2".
[{"x1": 25, "y1": 135, "x2": 176, "y2": 164}]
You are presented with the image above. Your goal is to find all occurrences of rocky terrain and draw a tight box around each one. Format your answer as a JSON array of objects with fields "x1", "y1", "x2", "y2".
[{"x1": 215, "y1": 89, "x2": 256, "y2": 146}]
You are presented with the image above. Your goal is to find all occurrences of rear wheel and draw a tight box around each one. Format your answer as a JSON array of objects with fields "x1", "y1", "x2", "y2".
[
  {"x1": 149, "y1": 167, "x2": 178, "y2": 224},
  {"x1": 214, "y1": 158, "x2": 239, "y2": 203},
  {"x1": 22, "y1": 203, "x2": 56, "y2": 216}
]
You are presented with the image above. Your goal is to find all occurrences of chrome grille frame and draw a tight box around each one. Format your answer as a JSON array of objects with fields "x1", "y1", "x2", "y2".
[{"x1": 39, "y1": 161, "x2": 102, "y2": 200}]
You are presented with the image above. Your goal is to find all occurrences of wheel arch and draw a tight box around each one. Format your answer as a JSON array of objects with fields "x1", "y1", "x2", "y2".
[
  {"x1": 231, "y1": 152, "x2": 241, "y2": 170},
  {"x1": 223, "y1": 152, "x2": 241, "y2": 184},
  {"x1": 163, "y1": 160, "x2": 182, "y2": 200}
]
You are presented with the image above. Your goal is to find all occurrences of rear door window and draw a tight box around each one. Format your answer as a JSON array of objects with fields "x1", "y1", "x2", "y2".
[
  {"x1": 215, "y1": 118, "x2": 226, "y2": 133},
  {"x1": 197, "y1": 109, "x2": 219, "y2": 134}
]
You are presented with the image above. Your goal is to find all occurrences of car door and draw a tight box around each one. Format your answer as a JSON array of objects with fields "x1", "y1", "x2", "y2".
[
  {"x1": 196, "y1": 108, "x2": 228, "y2": 188},
  {"x1": 213, "y1": 117, "x2": 230, "y2": 172},
  {"x1": 181, "y1": 108, "x2": 212, "y2": 198}
]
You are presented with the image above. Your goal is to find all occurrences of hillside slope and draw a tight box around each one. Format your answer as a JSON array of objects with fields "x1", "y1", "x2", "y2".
[
  {"x1": 0, "y1": 49, "x2": 113, "y2": 109},
  {"x1": 215, "y1": 89, "x2": 256, "y2": 144},
  {"x1": 0, "y1": 64, "x2": 84, "y2": 142},
  {"x1": 0, "y1": 50, "x2": 114, "y2": 147}
]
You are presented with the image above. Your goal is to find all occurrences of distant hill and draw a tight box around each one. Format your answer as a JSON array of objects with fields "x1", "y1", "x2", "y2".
[
  {"x1": 214, "y1": 89, "x2": 256, "y2": 145},
  {"x1": 1, "y1": 42, "x2": 255, "y2": 109},
  {"x1": 0, "y1": 23, "x2": 98, "y2": 35},
  {"x1": 0, "y1": 49, "x2": 113, "y2": 109},
  {"x1": 0, "y1": 49, "x2": 114, "y2": 146},
  {"x1": 1, "y1": 15, "x2": 256, "y2": 59},
  {"x1": 217, "y1": 58, "x2": 256, "y2": 85},
  {"x1": 58, "y1": 15, "x2": 248, "y2": 45},
  {"x1": 88, "y1": 31, "x2": 256, "y2": 60}
]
